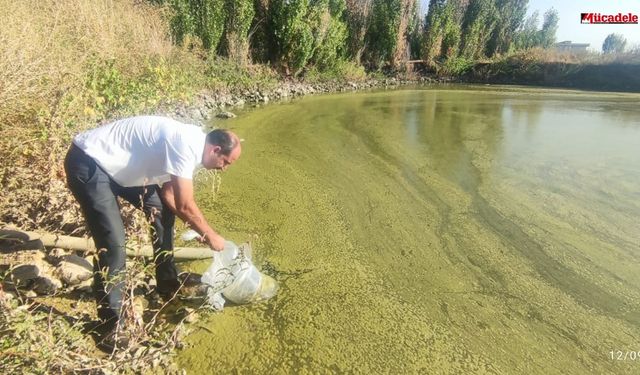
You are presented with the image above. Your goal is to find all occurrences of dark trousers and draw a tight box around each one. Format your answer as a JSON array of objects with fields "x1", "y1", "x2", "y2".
[{"x1": 64, "y1": 144, "x2": 178, "y2": 324}]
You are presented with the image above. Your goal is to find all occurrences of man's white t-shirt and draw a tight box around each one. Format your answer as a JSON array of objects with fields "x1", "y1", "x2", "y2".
[{"x1": 73, "y1": 116, "x2": 206, "y2": 187}]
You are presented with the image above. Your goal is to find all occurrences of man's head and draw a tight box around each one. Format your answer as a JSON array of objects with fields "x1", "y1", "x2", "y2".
[{"x1": 202, "y1": 129, "x2": 241, "y2": 171}]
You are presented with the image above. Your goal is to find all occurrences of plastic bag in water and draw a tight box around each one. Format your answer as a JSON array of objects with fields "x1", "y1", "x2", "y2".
[{"x1": 201, "y1": 241, "x2": 278, "y2": 310}]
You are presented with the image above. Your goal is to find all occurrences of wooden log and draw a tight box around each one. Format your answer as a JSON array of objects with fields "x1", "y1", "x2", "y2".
[{"x1": 1, "y1": 228, "x2": 214, "y2": 260}]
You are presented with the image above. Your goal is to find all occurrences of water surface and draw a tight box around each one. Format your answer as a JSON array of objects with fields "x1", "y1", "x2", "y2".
[{"x1": 180, "y1": 86, "x2": 640, "y2": 374}]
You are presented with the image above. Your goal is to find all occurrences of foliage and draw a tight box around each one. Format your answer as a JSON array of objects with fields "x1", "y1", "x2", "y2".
[
  {"x1": 364, "y1": 0, "x2": 402, "y2": 69},
  {"x1": 309, "y1": 0, "x2": 349, "y2": 70},
  {"x1": 391, "y1": 0, "x2": 420, "y2": 68},
  {"x1": 269, "y1": 0, "x2": 315, "y2": 76},
  {"x1": 439, "y1": 56, "x2": 474, "y2": 75},
  {"x1": 248, "y1": 0, "x2": 272, "y2": 64},
  {"x1": 513, "y1": 10, "x2": 539, "y2": 50},
  {"x1": 486, "y1": 0, "x2": 527, "y2": 56},
  {"x1": 406, "y1": 0, "x2": 423, "y2": 60},
  {"x1": 83, "y1": 57, "x2": 198, "y2": 121},
  {"x1": 423, "y1": 0, "x2": 462, "y2": 64},
  {"x1": 344, "y1": 0, "x2": 372, "y2": 64},
  {"x1": 221, "y1": 0, "x2": 255, "y2": 65},
  {"x1": 168, "y1": 0, "x2": 226, "y2": 50},
  {"x1": 205, "y1": 55, "x2": 278, "y2": 89},
  {"x1": 538, "y1": 8, "x2": 558, "y2": 48},
  {"x1": 423, "y1": 0, "x2": 445, "y2": 64},
  {"x1": 602, "y1": 33, "x2": 627, "y2": 54},
  {"x1": 459, "y1": 0, "x2": 497, "y2": 59},
  {"x1": 304, "y1": 59, "x2": 367, "y2": 82},
  {"x1": 168, "y1": 0, "x2": 195, "y2": 46}
]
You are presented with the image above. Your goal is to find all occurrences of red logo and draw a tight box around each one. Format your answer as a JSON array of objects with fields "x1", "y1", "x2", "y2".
[{"x1": 581, "y1": 13, "x2": 639, "y2": 24}]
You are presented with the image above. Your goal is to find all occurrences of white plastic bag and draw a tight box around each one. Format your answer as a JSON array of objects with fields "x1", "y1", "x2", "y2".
[{"x1": 201, "y1": 241, "x2": 278, "y2": 310}]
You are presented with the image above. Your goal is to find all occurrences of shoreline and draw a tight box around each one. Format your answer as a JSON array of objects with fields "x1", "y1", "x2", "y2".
[
  {"x1": 2, "y1": 73, "x2": 639, "y2": 373},
  {"x1": 166, "y1": 70, "x2": 640, "y2": 127}
]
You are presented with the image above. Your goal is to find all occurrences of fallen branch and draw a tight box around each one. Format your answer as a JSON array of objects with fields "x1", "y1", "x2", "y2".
[{"x1": 1, "y1": 227, "x2": 213, "y2": 260}]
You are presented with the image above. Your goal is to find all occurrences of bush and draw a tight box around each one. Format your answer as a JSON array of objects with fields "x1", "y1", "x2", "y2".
[
  {"x1": 309, "y1": 0, "x2": 349, "y2": 70},
  {"x1": 0, "y1": 0, "x2": 172, "y2": 127},
  {"x1": 205, "y1": 56, "x2": 279, "y2": 90},
  {"x1": 439, "y1": 56, "x2": 474, "y2": 76},
  {"x1": 83, "y1": 57, "x2": 201, "y2": 120},
  {"x1": 169, "y1": 0, "x2": 226, "y2": 51},
  {"x1": 304, "y1": 60, "x2": 367, "y2": 82}
]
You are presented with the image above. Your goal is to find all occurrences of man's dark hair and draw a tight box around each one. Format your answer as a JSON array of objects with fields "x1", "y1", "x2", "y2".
[{"x1": 206, "y1": 129, "x2": 237, "y2": 155}]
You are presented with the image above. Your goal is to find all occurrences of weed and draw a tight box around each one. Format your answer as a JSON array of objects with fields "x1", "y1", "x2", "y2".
[{"x1": 304, "y1": 60, "x2": 368, "y2": 83}]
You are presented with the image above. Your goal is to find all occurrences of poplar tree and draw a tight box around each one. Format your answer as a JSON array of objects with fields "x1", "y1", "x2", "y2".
[
  {"x1": 344, "y1": 0, "x2": 372, "y2": 64},
  {"x1": 538, "y1": 8, "x2": 558, "y2": 48},
  {"x1": 459, "y1": 0, "x2": 497, "y2": 59},
  {"x1": 221, "y1": 0, "x2": 255, "y2": 65},
  {"x1": 269, "y1": 0, "x2": 314, "y2": 76},
  {"x1": 364, "y1": 0, "x2": 403, "y2": 69},
  {"x1": 309, "y1": 0, "x2": 349, "y2": 70},
  {"x1": 166, "y1": 0, "x2": 226, "y2": 51},
  {"x1": 602, "y1": 33, "x2": 627, "y2": 54},
  {"x1": 513, "y1": 10, "x2": 539, "y2": 50},
  {"x1": 486, "y1": 0, "x2": 528, "y2": 56}
]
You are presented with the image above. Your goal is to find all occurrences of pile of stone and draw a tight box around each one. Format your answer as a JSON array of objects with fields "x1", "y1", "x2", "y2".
[{"x1": 0, "y1": 239, "x2": 93, "y2": 299}]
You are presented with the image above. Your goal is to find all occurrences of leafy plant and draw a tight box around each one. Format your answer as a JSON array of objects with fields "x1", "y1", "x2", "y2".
[
  {"x1": 364, "y1": 0, "x2": 402, "y2": 69},
  {"x1": 602, "y1": 33, "x2": 627, "y2": 54},
  {"x1": 269, "y1": 0, "x2": 315, "y2": 76}
]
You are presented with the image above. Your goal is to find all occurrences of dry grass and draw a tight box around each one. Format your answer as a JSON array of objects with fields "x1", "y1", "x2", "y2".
[
  {"x1": 0, "y1": 209, "x2": 203, "y2": 374},
  {"x1": 0, "y1": 0, "x2": 183, "y2": 233},
  {"x1": 499, "y1": 47, "x2": 640, "y2": 66},
  {"x1": 0, "y1": 0, "x2": 172, "y2": 125}
]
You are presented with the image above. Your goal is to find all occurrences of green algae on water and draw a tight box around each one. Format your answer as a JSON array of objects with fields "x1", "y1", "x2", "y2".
[{"x1": 181, "y1": 86, "x2": 640, "y2": 374}]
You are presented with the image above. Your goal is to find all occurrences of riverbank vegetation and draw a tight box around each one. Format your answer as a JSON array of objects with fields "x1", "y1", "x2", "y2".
[{"x1": 1, "y1": 0, "x2": 638, "y2": 372}]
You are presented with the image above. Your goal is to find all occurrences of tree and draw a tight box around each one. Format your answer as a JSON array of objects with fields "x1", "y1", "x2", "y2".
[
  {"x1": 363, "y1": 0, "x2": 420, "y2": 69},
  {"x1": 406, "y1": 0, "x2": 423, "y2": 60},
  {"x1": 269, "y1": 0, "x2": 314, "y2": 76},
  {"x1": 514, "y1": 10, "x2": 538, "y2": 50},
  {"x1": 602, "y1": 33, "x2": 627, "y2": 54},
  {"x1": 221, "y1": 0, "x2": 255, "y2": 65},
  {"x1": 364, "y1": 0, "x2": 403, "y2": 69},
  {"x1": 166, "y1": 0, "x2": 226, "y2": 51},
  {"x1": 309, "y1": 0, "x2": 349, "y2": 70},
  {"x1": 459, "y1": 0, "x2": 498, "y2": 59},
  {"x1": 193, "y1": 0, "x2": 226, "y2": 50},
  {"x1": 486, "y1": 0, "x2": 528, "y2": 56},
  {"x1": 391, "y1": 0, "x2": 420, "y2": 68},
  {"x1": 422, "y1": 0, "x2": 460, "y2": 64},
  {"x1": 344, "y1": 0, "x2": 372, "y2": 64},
  {"x1": 538, "y1": 8, "x2": 558, "y2": 48},
  {"x1": 248, "y1": 0, "x2": 271, "y2": 63}
]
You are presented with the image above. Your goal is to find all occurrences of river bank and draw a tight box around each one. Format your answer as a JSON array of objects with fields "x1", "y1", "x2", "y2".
[
  {"x1": 179, "y1": 86, "x2": 640, "y2": 373},
  {"x1": 1, "y1": 75, "x2": 449, "y2": 373},
  {"x1": 459, "y1": 48, "x2": 640, "y2": 93},
  {"x1": 2, "y1": 76, "x2": 638, "y2": 374},
  {"x1": 466, "y1": 61, "x2": 640, "y2": 93}
]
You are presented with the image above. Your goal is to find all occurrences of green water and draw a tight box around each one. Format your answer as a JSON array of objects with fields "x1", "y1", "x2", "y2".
[{"x1": 180, "y1": 86, "x2": 640, "y2": 374}]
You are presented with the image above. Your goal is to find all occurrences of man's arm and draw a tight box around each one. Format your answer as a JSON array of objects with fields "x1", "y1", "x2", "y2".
[{"x1": 160, "y1": 175, "x2": 225, "y2": 251}]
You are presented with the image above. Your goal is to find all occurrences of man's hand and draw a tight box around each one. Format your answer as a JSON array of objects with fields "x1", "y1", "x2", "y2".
[
  {"x1": 161, "y1": 176, "x2": 225, "y2": 251},
  {"x1": 203, "y1": 232, "x2": 225, "y2": 252}
]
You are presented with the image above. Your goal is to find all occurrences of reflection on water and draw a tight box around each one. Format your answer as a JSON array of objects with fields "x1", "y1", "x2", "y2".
[{"x1": 180, "y1": 86, "x2": 640, "y2": 374}]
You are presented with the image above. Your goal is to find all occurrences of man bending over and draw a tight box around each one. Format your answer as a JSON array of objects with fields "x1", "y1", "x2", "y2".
[{"x1": 64, "y1": 115, "x2": 241, "y2": 350}]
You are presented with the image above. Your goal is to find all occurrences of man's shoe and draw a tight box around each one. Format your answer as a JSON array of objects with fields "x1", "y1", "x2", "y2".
[
  {"x1": 96, "y1": 325, "x2": 130, "y2": 352},
  {"x1": 178, "y1": 272, "x2": 202, "y2": 286},
  {"x1": 157, "y1": 272, "x2": 203, "y2": 299}
]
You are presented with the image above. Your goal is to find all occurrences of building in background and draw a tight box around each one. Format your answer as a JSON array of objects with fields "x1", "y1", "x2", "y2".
[{"x1": 554, "y1": 41, "x2": 590, "y2": 53}]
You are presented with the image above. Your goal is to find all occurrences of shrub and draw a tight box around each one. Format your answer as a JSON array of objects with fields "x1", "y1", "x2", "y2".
[
  {"x1": 304, "y1": 59, "x2": 367, "y2": 82},
  {"x1": 269, "y1": 0, "x2": 315, "y2": 76}
]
